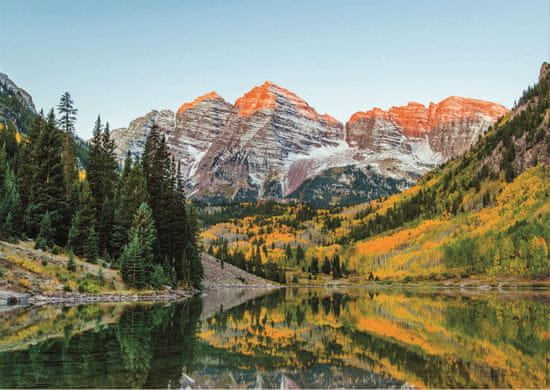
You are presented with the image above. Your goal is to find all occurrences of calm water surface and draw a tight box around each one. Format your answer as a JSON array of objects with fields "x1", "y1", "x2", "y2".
[{"x1": 0, "y1": 287, "x2": 548, "y2": 388}]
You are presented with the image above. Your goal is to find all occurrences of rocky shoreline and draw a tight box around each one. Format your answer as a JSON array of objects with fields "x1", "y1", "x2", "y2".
[{"x1": 0, "y1": 289, "x2": 196, "y2": 306}]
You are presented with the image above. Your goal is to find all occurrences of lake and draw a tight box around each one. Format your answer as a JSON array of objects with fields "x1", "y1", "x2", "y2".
[{"x1": 0, "y1": 287, "x2": 548, "y2": 388}]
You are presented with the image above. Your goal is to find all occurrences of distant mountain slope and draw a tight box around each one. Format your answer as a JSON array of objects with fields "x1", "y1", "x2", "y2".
[
  {"x1": 112, "y1": 83, "x2": 506, "y2": 206},
  {"x1": 202, "y1": 63, "x2": 550, "y2": 281},
  {"x1": 0, "y1": 73, "x2": 36, "y2": 134},
  {"x1": 0, "y1": 72, "x2": 89, "y2": 167}
]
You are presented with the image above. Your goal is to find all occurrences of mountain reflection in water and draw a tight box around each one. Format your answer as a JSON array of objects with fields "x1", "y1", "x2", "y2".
[{"x1": 0, "y1": 287, "x2": 548, "y2": 388}]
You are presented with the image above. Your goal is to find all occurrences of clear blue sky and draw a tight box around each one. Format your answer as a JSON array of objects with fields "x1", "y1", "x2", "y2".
[{"x1": 1, "y1": 0, "x2": 548, "y2": 138}]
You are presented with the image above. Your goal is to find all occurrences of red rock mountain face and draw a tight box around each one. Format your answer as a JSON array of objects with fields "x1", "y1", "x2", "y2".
[
  {"x1": 349, "y1": 97, "x2": 507, "y2": 137},
  {"x1": 111, "y1": 84, "x2": 508, "y2": 203},
  {"x1": 188, "y1": 82, "x2": 344, "y2": 201},
  {"x1": 346, "y1": 97, "x2": 508, "y2": 159}
]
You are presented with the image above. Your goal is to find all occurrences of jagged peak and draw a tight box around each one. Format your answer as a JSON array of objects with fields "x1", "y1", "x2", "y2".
[
  {"x1": 349, "y1": 96, "x2": 508, "y2": 136},
  {"x1": 235, "y1": 81, "x2": 341, "y2": 127},
  {"x1": 234, "y1": 82, "x2": 278, "y2": 116},
  {"x1": 177, "y1": 91, "x2": 224, "y2": 114},
  {"x1": 0, "y1": 72, "x2": 37, "y2": 114}
]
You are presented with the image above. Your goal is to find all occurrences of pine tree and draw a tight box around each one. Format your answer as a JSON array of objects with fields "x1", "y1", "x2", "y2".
[
  {"x1": 111, "y1": 155, "x2": 148, "y2": 258},
  {"x1": 87, "y1": 116, "x2": 103, "y2": 212},
  {"x1": 16, "y1": 114, "x2": 44, "y2": 213},
  {"x1": 36, "y1": 211, "x2": 55, "y2": 250},
  {"x1": 0, "y1": 166, "x2": 22, "y2": 240},
  {"x1": 67, "y1": 250, "x2": 76, "y2": 272},
  {"x1": 57, "y1": 92, "x2": 78, "y2": 135},
  {"x1": 139, "y1": 125, "x2": 203, "y2": 287},
  {"x1": 120, "y1": 237, "x2": 147, "y2": 289},
  {"x1": 67, "y1": 181, "x2": 97, "y2": 258},
  {"x1": 56, "y1": 92, "x2": 79, "y2": 197},
  {"x1": 142, "y1": 127, "x2": 192, "y2": 281},
  {"x1": 87, "y1": 117, "x2": 118, "y2": 254},
  {"x1": 85, "y1": 227, "x2": 99, "y2": 262},
  {"x1": 98, "y1": 122, "x2": 118, "y2": 252},
  {"x1": 98, "y1": 197, "x2": 115, "y2": 255},
  {"x1": 170, "y1": 160, "x2": 191, "y2": 281},
  {"x1": 142, "y1": 126, "x2": 174, "y2": 270},
  {"x1": 25, "y1": 110, "x2": 66, "y2": 243},
  {"x1": 185, "y1": 206, "x2": 203, "y2": 288},
  {"x1": 0, "y1": 143, "x2": 22, "y2": 240},
  {"x1": 120, "y1": 203, "x2": 157, "y2": 289},
  {"x1": 1, "y1": 212, "x2": 16, "y2": 242}
]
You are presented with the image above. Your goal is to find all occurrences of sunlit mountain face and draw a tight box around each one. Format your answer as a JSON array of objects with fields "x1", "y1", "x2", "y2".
[
  {"x1": 110, "y1": 82, "x2": 507, "y2": 206},
  {"x1": 1, "y1": 288, "x2": 548, "y2": 388}
]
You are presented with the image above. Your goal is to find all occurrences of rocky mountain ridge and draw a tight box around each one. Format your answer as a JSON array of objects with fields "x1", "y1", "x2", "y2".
[
  {"x1": 0, "y1": 72, "x2": 36, "y2": 114},
  {"x1": 111, "y1": 82, "x2": 508, "y2": 205}
]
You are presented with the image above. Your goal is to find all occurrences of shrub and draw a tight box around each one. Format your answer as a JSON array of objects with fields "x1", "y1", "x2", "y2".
[{"x1": 78, "y1": 280, "x2": 100, "y2": 294}]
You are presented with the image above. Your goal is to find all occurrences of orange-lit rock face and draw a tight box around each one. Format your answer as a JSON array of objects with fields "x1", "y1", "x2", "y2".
[
  {"x1": 177, "y1": 91, "x2": 222, "y2": 114},
  {"x1": 234, "y1": 81, "x2": 338, "y2": 125},
  {"x1": 112, "y1": 84, "x2": 508, "y2": 204},
  {"x1": 429, "y1": 96, "x2": 509, "y2": 130},
  {"x1": 349, "y1": 97, "x2": 508, "y2": 138},
  {"x1": 234, "y1": 82, "x2": 277, "y2": 116}
]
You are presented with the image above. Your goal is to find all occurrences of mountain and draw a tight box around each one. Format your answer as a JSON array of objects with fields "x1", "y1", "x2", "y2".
[
  {"x1": 0, "y1": 73, "x2": 36, "y2": 114},
  {"x1": 111, "y1": 83, "x2": 507, "y2": 205},
  {"x1": 0, "y1": 72, "x2": 90, "y2": 167},
  {"x1": 202, "y1": 62, "x2": 550, "y2": 282},
  {"x1": 0, "y1": 72, "x2": 37, "y2": 134}
]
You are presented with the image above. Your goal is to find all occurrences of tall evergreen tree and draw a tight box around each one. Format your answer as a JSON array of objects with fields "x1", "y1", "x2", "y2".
[
  {"x1": 16, "y1": 113, "x2": 44, "y2": 212},
  {"x1": 0, "y1": 165, "x2": 22, "y2": 240},
  {"x1": 169, "y1": 158, "x2": 190, "y2": 281},
  {"x1": 120, "y1": 203, "x2": 157, "y2": 289},
  {"x1": 56, "y1": 92, "x2": 79, "y2": 197},
  {"x1": 142, "y1": 127, "x2": 182, "y2": 273},
  {"x1": 87, "y1": 116, "x2": 118, "y2": 254},
  {"x1": 67, "y1": 180, "x2": 97, "y2": 258},
  {"x1": 84, "y1": 227, "x2": 99, "y2": 262},
  {"x1": 98, "y1": 122, "x2": 118, "y2": 253},
  {"x1": 57, "y1": 92, "x2": 78, "y2": 135},
  {"x1": 111, "y1": 154, "x2": 148, "y2": 258},
  {"x1": 24, "y1": 110, "x2": 66, "y2": 243},
  {"x1": 0, "y1": 143, "x2": 22, "y2": 240},
  {"x1": 36, "y1": 211, "x2": 55, "y2": 250},
  {"x1": 87, "y1": 115, "x2": 103, "y2": 211},
  {"x1": 185, "y1": 205, "x2": 203, "y2": 289}
]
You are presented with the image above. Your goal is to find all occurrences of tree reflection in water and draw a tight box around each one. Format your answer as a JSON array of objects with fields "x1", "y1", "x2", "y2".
[{"x1": 0, "y1": 288, "x2": 548, "y2": 388}]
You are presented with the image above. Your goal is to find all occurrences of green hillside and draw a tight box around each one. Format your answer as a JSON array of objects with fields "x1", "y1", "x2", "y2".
[{"x1": 203, "y1": 64, "x2": 550, "y2": 283}]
